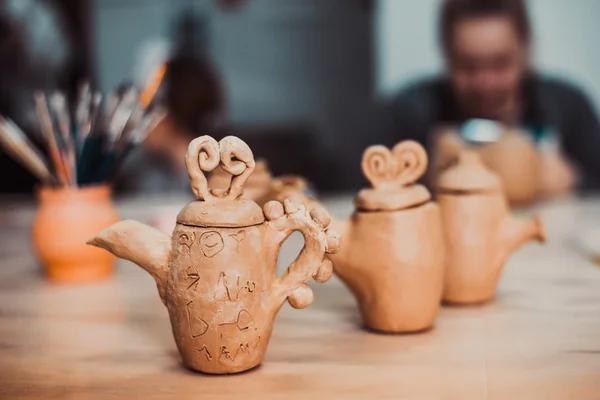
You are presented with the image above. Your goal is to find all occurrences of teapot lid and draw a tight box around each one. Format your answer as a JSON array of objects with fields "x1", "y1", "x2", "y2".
[
  {"x1": 436, "y1": 150, "x2": 502, "y2": 193},
  {"x1": 177, "y1": 136, "x2": 265, "y2": 228},
  {"x1": 355, "y1": 140, "x2": 431, "y2": 211}
]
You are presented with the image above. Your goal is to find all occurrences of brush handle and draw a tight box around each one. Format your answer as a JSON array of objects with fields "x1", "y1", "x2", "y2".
[
  {"x1": 105, "y1": 141, "x2": 136, "y2": 183},
  {"x1": 92, "y1": 150, "x2": 117, "y2": 183},
  {"x1": 77, "y1": 134, "x2": 106, "y2": 185}
]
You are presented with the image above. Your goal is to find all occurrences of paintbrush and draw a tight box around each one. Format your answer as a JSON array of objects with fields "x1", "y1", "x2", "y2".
[
  {"x1": 79, "y1": 92, "x2": 102, "y2": 148},
  {"x1": 74, "y1": 81, "x2": 91, "y2": 147},
  {"x1": 115, "y1": 106, "x2": 144, "y2": 153},
  {"x1": 0, "y1": 116, "x2": 53, "y2": 184},
  {"x1": 50, "y1": 93, "x2": 77, "y2": 186},
  {"x1": 108, "y1": 88, "x2": 138, "y2": 144},
  {"x1": 96, "y1": 107, "x2": 167, "y2": 183},
  {"x1": 140, "y1": 63, "x2": 166, "y2": 108},
  {"x1": 86, "y1": 88, "x2": 139, "y2": 183},
  {"x1": 22, "y1": 80, "x2": 161, "y2": 188},
  {"x1": 35, "y1": 91, "x2": 68, "y2": 186},
  {"x1": 132, "y1": 107, "x2": 167, "y2": 144}
]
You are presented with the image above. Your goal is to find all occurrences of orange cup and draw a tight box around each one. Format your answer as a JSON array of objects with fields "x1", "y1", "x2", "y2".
[{"x1": 32, "y1": 185, "x2": 120, "y2": 284}]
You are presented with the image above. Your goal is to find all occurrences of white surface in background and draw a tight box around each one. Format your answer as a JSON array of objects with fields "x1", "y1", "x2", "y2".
[
  {"x1": 376, "y1": 0, "x2": 441, "y2": 97},
  {"x1": 376, "y1": 0, "x2": 600, "y2": 115}
]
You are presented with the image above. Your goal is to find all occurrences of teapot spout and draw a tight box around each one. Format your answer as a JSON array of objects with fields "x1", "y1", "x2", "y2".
[
  {"x1": 502, "y1": 214, "x2": 546, "y2": 255},
  {"x1": 87, "y1": 220, "x2": 171, "y2": 305}
]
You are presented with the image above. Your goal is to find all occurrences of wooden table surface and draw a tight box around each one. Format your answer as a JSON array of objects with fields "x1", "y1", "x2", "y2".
[{"x1": 1, "y1": 194, "x2": 599, "y2": 399}]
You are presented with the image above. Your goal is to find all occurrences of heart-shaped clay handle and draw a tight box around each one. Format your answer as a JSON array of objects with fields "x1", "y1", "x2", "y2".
[
  {"x1": 361, "y1": 140, "x2": 428, "y2": 189},
  {"x1": 186, "y1": 136, "x2": 256, "y2": 201}
]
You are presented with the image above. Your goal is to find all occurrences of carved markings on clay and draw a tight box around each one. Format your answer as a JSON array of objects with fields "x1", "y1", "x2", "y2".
[
  {"x1": 178, "y1": 229, "x2": 244, "y2": 258},
  {"x1": 200, "y1": 231, "x2": 225, "y2": 258},
  {"x1": 186, "y1": 266, "x2": 200, "y2": 290},
  {"x1": 214, "y1": 272, "x2": 256, "y2": 302},
  {"x1": 229, "y1": 230, "x2": 246, "y2": 252},
  {"x1": 196, "y1": 345, "x2": 213, "y2": 361},
  {"x1": 218, "y1": 336, "x2": 261, "y2": 364},
  {"x1": 219, "y1": 309, "x2": 255, "y2": 332},
  {"x1": 186, "y1": 301, "x2": 209, "y2": 338},
  {"x1": 178, "y1": 232, "x2": 196, "y2": 255}
]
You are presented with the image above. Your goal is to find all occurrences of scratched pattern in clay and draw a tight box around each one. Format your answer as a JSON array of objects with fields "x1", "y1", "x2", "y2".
[
  {"x1": 186, "y1": 266, "x2": 200, "y2": 290},
  {"x1": 178, "y1": 232, "x2": 196, "y2": 255},
  {"x1": 214, "y1": 273, "x2": 256, "y2": 302},
  {"x1": 199, "y1": 231, "x2": 225, "y2": 258}
]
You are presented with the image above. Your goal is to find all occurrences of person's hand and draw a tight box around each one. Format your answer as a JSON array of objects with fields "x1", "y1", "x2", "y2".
[{"x1": 536, "y1": 151, "x2": 577, "y2": 200}]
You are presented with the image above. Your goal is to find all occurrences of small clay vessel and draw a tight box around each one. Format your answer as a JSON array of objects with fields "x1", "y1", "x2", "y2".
[
  {"x1": 208, "y1": 158, "x2": 308, "y2": 207},
  {"x1": 87, "y1": 136, "x2": 339, "y2": 374},
  {"x1": 479, "y1": 128, "x2": 539, "y2": 206},
  {"x1": 429, "y1": 126, "x2": 540, "y2": 206},
  {"x1": 32, "y1": 185, "x2": 119, "y2": 283},
  {"x1": 435, "y1": 150, "x2": 546, "y2": 305},
  {"x1": 328, "y1": 141, "x2": 445, "y2": 333}
]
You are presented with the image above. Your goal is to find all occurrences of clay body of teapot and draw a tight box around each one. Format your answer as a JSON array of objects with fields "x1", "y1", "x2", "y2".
[
  {"x1": 208, "y1": 158, "x2": 309, "y2": 207},
  {"x1": 328, "y1": 141, "x2": 445, "y2": 333},
  {"x1": 87, "y1": 136, "x2": 340, "y2": 374},
  {"x1": 435, "y1": 150, "x2": 546, "y2": 305}
]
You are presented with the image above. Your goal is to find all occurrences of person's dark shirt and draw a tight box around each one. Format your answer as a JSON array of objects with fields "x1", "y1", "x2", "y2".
[{"x1": 386, "y1": 73, "x2": 600, "y2": 190}]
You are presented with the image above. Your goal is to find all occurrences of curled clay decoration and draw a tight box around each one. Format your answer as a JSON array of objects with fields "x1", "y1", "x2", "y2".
[
  {"x1": 361, "y1": 141, "x2": 427, "y2": 189},
  {"x1": 186, "y1": 136, "x2": 256, "y2": 201},
  {"x1": 186, "y1": 136, "x2": 220, "y2": 200},
  {"x1": 219, "y1": 136, "x2": 256, "y2": 200},
  {"x1": 391, "y1": 140, "x2": 428, "y2": 186},
  {"x1": 361, "y1": 145, "x2": 395, "y2": 189}
]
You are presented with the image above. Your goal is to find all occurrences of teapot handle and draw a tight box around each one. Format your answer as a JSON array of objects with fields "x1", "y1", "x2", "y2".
[{"x1": 264, "y1": 197, "x2": 340, "y2": 309}]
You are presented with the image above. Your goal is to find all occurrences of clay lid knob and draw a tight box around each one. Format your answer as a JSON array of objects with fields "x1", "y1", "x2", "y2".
[
  {"x1": 177, "y1": 136, "x2": 265, "y2": 228},
  {"x1": 355, "y1": 140, "x2": 431, "y2": 211},
  {"x1": 186, "y1": 136, "x2": 256, "y2": 201}
]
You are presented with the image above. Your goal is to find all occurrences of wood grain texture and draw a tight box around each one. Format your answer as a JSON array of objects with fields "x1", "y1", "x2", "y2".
[{"x1": 0, "y1": 195, "x2": 600, "y2": 399}]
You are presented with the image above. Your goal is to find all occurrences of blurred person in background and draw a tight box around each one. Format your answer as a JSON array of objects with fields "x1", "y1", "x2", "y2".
[
  {"x1": 114, "y1": 11, "x2": 225, "y2": 195},
  {"x1": 386, "y1": 0, "x2": 600, "y2": 198}
]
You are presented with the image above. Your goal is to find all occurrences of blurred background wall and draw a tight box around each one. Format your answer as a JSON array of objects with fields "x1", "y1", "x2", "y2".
[
  {"x1": 87, "y1": 0, "x2": 600, "y2": 190},
  {"x1": 92, "y1": 0, "x2": 377, "y2": 191},
  {"x1": 377, "y1": 0, "x2": 600, "y2": 114}
]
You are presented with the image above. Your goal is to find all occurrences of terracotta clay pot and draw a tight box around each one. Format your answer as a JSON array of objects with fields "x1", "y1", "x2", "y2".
[
  {"x1": 479, "y1": 128, "x2": 539, "y2": 206},
  {"x1": 32, "y1": 185, "x2": 119, "y2": 284},
  {"x1": 328, "y1": 140, "x2": 445, "y2": 333},
  {"x1": 87, "y1": 136, "x2": 340, "y2": 374},
  {"x1": 435, "y1": 151, "x2": 546, "y2": 304},
  {"x1": 429, "y1": 127, "x2": 540, "y2": 206}
]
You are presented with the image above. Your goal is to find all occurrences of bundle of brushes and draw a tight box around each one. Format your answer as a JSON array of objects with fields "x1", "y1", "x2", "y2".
[{"x1": 0, "y1": 82, "x2": 166, "y2": 189}]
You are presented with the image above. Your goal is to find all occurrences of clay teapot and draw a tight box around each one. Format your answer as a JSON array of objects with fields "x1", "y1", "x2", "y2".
[
  {"x1": 328, "y1": 140, "x2": 445, "y2": 333},
  {"x1": 435, "y1": 150, "x2": 546, "y2": 304},
  {"x1": 208, "y1": 158, "x2": 308, "y2": 207},
  {"x1": 429, "y1": 123, "x2": 539, "y2": 206},
  {"x1": 479, "y1": 128, "x2": 539, "y2": 206},
  {"x1": 87, "y1": 135, "x2": 340, "y2": 374}
]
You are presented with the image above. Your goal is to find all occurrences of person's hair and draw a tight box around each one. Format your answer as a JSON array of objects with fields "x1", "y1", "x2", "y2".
[
  {"x1": 165, "y1": 10, "x2": 224, "y2": 140},
  {"x1": 439, "y1": 0, "x2": 532, "y2": 53},
  {"x1": 165, "y1": 55, "x2": 224, "y2": 139}
]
